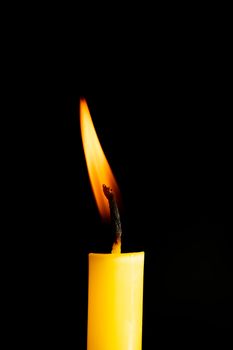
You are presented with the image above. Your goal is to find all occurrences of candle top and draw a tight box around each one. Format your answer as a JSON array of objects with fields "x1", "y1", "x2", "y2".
[{"x1": 89, "y1": 252, "x2": 144, "y2": 258}]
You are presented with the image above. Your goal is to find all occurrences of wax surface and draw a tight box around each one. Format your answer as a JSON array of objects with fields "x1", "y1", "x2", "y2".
[{"x1": 87, "y1": 252, "x2": 144, "y2": 350}]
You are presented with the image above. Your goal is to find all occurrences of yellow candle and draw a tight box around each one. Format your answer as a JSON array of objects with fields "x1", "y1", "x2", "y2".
[
  {"x1": 80, "y1": 98, "x2": 145, "y2": 349},
  {"x1": 87, "y1": 252, "x2": 145, "y2": 350}
]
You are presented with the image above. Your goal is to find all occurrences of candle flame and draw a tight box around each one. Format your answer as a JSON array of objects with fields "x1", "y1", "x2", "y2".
[{"x1": 80, "y1": 98, "x2": 120, "y2": 220}]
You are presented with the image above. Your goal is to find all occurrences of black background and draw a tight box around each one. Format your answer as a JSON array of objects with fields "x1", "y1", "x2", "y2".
[{"x1": 9, "y1": 7, "x2": 232, "y2": 349}]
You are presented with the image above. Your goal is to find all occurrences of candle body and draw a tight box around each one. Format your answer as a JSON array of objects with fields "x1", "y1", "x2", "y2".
[{"x1": 87, "y1": 252, "x2": 144, "y2": 350}]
